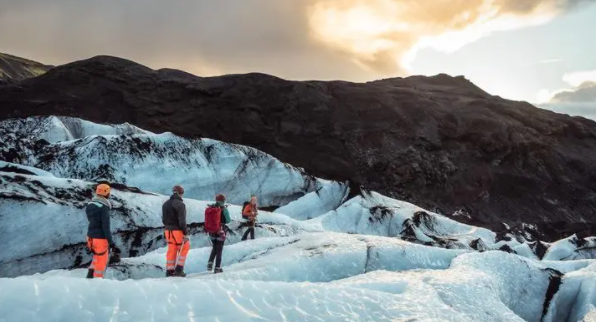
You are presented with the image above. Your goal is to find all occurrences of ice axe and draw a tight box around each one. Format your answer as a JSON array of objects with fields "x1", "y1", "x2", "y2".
[{"x1": 175, "y1": 238, "x2": 187, "y2": 267}]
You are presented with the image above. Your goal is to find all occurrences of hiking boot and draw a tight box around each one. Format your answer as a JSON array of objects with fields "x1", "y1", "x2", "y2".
[
  {"x1": 173, "y1": 266, "x2": 186, "y2": 277},
  {"x1": 166, "y1": 270, "x2": 175, "y2": 277},
  {"x1": 86, "y1": 269, "x2": 94, "y2": 279},
  {"x1": 207, "y1": 262, "x2": 213, "y2": 271},
  {"x1": 214, "y1": 267, "x2": 223, "y2": 274}
]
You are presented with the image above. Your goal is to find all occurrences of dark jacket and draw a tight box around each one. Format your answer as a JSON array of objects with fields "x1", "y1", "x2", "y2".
[
  {"x1": 162, "y1": 193, "x2": 187, "y2": 235},
  {"x1": 86, "y1": 196, "x2": 113, "y2": 244}
]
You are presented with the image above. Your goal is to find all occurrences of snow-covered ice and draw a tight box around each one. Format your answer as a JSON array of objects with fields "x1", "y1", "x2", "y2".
[
  {"x1": 0, "y1": 161, "x2": 55, "y2": 177},
  {"x1": 2, "y1": 115, "x2": 596, "y2": 322},
  {"x1": 0, "y1": 248, "x2": 581, "y2": 322},
  {"x1": 543, "y1": 261, "x2": 596, "y2": 322},
  {"x1": 0, "y1": 170, "x2": 318, "y2": 277},
  {"x1": 542, "y1": 234, "x2": 596, "y2": 261},
  {"x1": 275, "y1": 180, "x2": 349, "y2": 220}
]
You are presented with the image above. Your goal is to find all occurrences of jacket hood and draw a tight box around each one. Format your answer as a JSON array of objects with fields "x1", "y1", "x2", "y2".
[{"x1": 91, "y1": 196, "x2": 112, "y2": 209}]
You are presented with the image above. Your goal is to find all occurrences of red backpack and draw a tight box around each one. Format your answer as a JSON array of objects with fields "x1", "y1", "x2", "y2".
[{"x1": 204, "y1": 205, "x2": 222, "y2": 233}]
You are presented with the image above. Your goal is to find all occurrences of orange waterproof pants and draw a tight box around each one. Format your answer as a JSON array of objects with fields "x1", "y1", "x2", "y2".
[
  {"x1": 165, "y1": 230, "x2": 190, "y2": 271},
  {"x1": 87, "y1": 237, "x2": 109, "y2": 278}
]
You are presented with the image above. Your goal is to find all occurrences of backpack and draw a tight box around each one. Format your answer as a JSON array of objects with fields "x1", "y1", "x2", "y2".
[
  {"x1": 241, "y1": 201, "x2": 251, "y2": 220},
  {"x1": 204, "y1": 205, "x2": 222, "y2": 234}
]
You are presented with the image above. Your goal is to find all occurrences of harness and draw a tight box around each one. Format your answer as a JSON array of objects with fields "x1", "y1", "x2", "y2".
[
  {"x1": 87, "y1": 238, "x2": 108, "y2": 256},
  {"x1": 166, "y1": 230, "x2": 183, "y2": 246}
]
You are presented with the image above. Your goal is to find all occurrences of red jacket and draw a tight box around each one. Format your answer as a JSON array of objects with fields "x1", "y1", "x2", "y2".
[{"x1": 243, "y1": 203, "x2": 258, "y2": 219}]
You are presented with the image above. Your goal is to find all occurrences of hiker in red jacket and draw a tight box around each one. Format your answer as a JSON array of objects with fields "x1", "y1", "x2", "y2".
[
  {"x1": 205, "y1": 193, "x2": 231, "y2": 273},
  {"x1": 162, "y1": 185, "x2": 190, "y2": 277},
  {"x1": 241, "y1": 195, "x2": 258, "y2": 241}
]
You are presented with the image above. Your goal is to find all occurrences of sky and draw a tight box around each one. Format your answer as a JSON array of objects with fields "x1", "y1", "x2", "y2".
[{"x1": 1, "y1": 0, "x2": 595, "y2": 118}]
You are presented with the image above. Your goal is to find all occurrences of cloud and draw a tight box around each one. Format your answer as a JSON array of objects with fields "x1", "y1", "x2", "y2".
[
  {"x1": 538, "y1": 69, "x2": 596, "y2": 120},
  {"x1": 534, "y1": 58, "x2": 562, "y2": 64},
  {"x1": 0, "y1": 0, "x2": 591, "y2": 81},
  {"x1": 306, "y1": 0, "x2": 589, "y2": 73}
]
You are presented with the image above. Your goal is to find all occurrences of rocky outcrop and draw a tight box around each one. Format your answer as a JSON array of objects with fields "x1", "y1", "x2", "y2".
[
  {"x1": 0, "y1": 53, "x2": 52, "y2": 84},
  {"x1": 1, "y1": 55, "x2": 596, "y2": 241}
]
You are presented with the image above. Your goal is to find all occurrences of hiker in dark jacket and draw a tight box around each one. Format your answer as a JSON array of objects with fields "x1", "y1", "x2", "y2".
[
  {"x1": 241, "y1": 195, "x2": 258, "y2": 241},
  {"x1": 86, "y1": 183, "x2": 120, "y2": 279},
  {"x1": 207, "y1": 193, "x2": 231, "y2": 274},
  {"x1": 162, "y1": 185, "x2": 190, "y2": 277}
]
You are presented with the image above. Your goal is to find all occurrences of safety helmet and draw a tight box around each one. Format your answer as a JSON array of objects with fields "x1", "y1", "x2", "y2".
[
  {"x1": 215, "y1": 193, "x2": 226, "y2": 202},
  {"x1": 96, "y1": 184, "x2": 111, "y2": 197}
]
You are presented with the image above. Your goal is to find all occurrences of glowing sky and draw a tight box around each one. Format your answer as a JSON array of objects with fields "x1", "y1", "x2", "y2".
[{"x1": 1, "y1": 0, "x2": 595, "y2": 117}]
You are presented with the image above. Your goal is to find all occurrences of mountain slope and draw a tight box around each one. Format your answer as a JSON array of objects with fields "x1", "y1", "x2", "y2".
[
  {"x1": 1, "y1": 55, "x2": 596, "y2": 240},
  {"x1": 0, "y1": 53, "x2": 52, "y2": 84}
]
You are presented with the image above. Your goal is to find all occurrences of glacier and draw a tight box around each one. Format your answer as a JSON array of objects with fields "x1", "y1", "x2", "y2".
[
  {"x1": 0, "y1": 116, "x2": 349, "y2": 210},
  {"x1": 1, "y1": 116, "x2": 596, "y2": 322}
]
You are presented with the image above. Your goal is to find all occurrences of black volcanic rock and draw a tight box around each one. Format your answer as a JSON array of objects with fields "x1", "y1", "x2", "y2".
[
  {"x1": 0, "y1": 53, "x2": 52, "y2": 83},
  {"x1": 1, "y1": 55, "x2": 596, "y2": 241}
]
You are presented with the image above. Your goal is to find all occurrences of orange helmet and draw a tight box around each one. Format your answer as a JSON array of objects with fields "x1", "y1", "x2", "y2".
[
  {"x1": 96, "y1": 184, "x2": 111, "y2": 197},
  {"x1": 215, "y1": 193, "x2": 226, "y2": 202}
]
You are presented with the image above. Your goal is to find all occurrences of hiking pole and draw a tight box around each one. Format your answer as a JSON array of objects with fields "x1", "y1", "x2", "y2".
[{"x1": 175, "y1": 238, "x2": 186, "y2": 268}]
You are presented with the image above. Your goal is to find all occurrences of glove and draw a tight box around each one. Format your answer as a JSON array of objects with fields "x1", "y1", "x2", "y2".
[{"x1": 183, "y1": 235, "x2": 189, "y2": 241}]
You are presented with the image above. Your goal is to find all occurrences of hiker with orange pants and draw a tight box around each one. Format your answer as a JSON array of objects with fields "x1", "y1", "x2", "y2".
[
  {"x1": 204, "y1": 193, "x2": 231, "y2": 273},
  {"x1": 86, "y1": 183, "x2": 120, "y2": 279},
  {"x1": 162, "y1": 185, "x2": 190, "y2": 277}
]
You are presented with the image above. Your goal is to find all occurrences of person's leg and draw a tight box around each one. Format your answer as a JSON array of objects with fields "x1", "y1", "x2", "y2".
[
  {"x1": 250, "y1": 221, "x2": 255, "y2": 239},
  {"x1": 165, "y1": 230, "x2": 177, "y2": 276},
  {"x1": 241, "y1": 226, "x2": 250, "y2": 241},
  {"x1": 92, "y1": 239, "x2": 109, "y2": 278},
  {"x1": 172, "y1": 231, "x2": 189, "y2": 276},
  {"x1": 208, "y1": 237, "x2": 217, "y2": 264},
  {"x1": 86, "y1": 237, "x2": 95, "y2": 278},
  {"x1": 215, "y1": 240, "x2": 224, "y2": 269}
]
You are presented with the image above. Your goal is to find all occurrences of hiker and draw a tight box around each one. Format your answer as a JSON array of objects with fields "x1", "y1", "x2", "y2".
[
  {"x1": 241, "y1": 195, "x2": 258, "y2": 241},
  {"x1": 162, "y1": 185, "x2": 190, "y2": 277},
  {"x1": 86, "y1": 183, "x2": 120, "y2": 279},
  {"x1": 204, "y1": 193, "x2": 231, "y2": 273}
]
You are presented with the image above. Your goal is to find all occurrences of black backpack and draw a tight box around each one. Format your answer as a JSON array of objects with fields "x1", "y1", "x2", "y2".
[{"x1": 241, "y1": 201, "x2": 250, "y2": 219}]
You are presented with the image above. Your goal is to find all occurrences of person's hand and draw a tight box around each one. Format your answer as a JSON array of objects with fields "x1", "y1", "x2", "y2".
[{"x1": 183, "y1": 235, "x2": 189, "y2": 241}]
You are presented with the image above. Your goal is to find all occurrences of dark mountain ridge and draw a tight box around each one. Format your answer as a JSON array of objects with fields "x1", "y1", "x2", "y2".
[
  {"x1": 1, "y1": 54, "x2": 596, "y2": 241},
  {"x1": 0, "y1": 52, "x2": 52, "y2": 84}
]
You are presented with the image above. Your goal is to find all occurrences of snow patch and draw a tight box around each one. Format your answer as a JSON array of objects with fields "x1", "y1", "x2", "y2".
[{"x1": 0, "y1": 161, "x2": 55, "y2": 177}]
